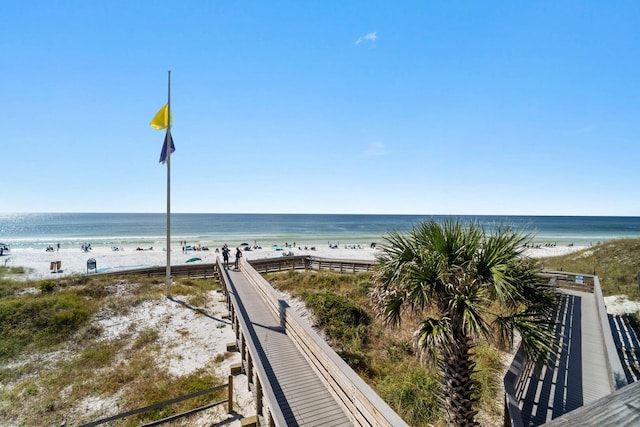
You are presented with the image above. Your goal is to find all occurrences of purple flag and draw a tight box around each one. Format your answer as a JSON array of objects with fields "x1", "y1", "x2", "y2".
[{"x1": 159, "y1": 131, "x2": 176, "y2": 164}]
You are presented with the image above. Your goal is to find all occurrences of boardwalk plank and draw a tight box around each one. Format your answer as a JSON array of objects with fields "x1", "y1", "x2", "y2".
[
  {"x1": 516, "y1": 289, "x2": 614, "y2": 426},
  {"x1": 225, "y1": 268, "x2": 352, "y2": 426}
]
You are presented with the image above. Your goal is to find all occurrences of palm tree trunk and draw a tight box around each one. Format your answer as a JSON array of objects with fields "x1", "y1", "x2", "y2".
[{"x1": 440, "y1": 332, "x2": 479, "y2": 427}]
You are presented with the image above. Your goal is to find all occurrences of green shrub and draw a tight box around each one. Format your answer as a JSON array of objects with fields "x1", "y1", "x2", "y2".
[
  {"x1": 304, "y1": 291, "x2": 370, "y2": 344},
  {"x1": 304, "y1": 291, "x2": 371, "y2": 328},
  {"x1": 38, "y1": 281, "x2": 56, "y2": 293},
  {"x1": 0, "y1": 293, "x2": 92, "y2": 361}
]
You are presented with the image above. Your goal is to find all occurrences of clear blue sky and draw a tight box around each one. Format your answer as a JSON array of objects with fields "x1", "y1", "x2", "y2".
[{"x1": 2, "y1": 1, "x2": 639, "y2": 215}]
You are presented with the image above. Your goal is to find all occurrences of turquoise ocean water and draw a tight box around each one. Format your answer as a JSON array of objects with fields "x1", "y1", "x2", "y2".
[{"x1": 1, "y1": 213, "x2": 640, "y2": 250}]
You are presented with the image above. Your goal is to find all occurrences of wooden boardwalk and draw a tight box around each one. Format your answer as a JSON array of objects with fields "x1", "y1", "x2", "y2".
[
  {"x1": 222, "y1": 265, "x2": 353, "y2": 426},
  {"x1": 515, "y1": 289, "x2": 613, "y2": 425},
  {"x1": 608, "y1": 313, "x2": 640, "y2": 383},
  {"x1": 94, "y1": 257, "x2": 405, "y2": 425}
]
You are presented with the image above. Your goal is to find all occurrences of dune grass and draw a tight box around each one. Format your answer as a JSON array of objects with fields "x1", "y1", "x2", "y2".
[
  {"x1": 539, "y1": 237, "x2": 640, "y2": 300},
  {"x1": 0, "y1": 273, "x2": 226, "y2": 426}
]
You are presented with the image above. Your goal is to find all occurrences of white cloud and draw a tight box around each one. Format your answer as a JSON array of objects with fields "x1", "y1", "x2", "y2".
[
  {"x1": 365, "y1": 141, "x2": 386, "y2": 156},
  {"x1": 355, "y1": 32, "x2": 377, "y2": 46}
]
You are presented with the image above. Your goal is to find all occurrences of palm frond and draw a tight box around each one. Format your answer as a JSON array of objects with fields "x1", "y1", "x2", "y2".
[
  {"x1": 497, "y1": 310, "x2": 558, "y2": 361},
  {"x1": 417, "y1": 316, "x2": 453, "y2": 364}
]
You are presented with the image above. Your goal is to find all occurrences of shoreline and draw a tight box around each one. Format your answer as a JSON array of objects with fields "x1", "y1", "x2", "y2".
[{"x1": 1, "y1": 242, "x2": 586, "y2": 281}]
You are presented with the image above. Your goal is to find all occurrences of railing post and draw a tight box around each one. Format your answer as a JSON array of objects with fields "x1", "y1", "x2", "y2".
[
  {"x1": 241, "y1": 335, "x2": 246, "y2": 363},
  {"x1": 228, "y1": 375, "x2": 233, "y2": 413},
  {"x1": 256, "y1": 376, "x2": 263, "y2": 414}
]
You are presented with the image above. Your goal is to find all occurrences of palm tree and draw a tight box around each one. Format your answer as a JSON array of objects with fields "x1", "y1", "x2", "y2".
[{"x1": 372, "y1": 220, "x2": 557, "y2": 427}]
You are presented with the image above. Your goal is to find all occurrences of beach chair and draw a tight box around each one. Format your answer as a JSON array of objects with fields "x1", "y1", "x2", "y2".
[{"x1": 50, "y1": 261, "x2": 62, "y2": 273}]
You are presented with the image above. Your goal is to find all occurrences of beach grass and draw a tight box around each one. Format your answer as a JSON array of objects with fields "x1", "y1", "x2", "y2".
[
  {"x1": 539, "y1": 237, "x2": 640, "y2": 300},
  {"x1": 0, "y1": 266, "x2": 29, "y2": 298},
  {"x1": 0, "y1": 274, "x2": 226, "y2": 426}
]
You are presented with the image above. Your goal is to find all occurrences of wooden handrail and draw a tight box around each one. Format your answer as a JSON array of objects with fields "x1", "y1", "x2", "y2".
[
  {"x1": 217, "y1": 257, "x2": 288, "y2": 426},
  {"x1": 503, "y1": 271, "x2": 627, "y2": 426},
  {"x1": 241, "y1": 259, "x2": 407, "y2": 426},
  {"x1": 247, "y1": 255, "x2": 376, "y2": 274},
  {"x1": 90, "y1": 255, "x2": 375, "y2": 278},
  {"x1": 80, "y1": 380, "x2": 232, "y2": 427}
]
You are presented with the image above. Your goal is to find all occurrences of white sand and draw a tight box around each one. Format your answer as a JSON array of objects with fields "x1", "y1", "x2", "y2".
[
  {"x1": 89, "y1": 291, "x2": 256, "y2": 425},
  {"x1": 2, "y1": 242, "x2": 585, "y2": 281},
  {"x1": 522, "y1": 245, "x2": 587, "y2": 259},
  {"x1": 604, "y1": 295, "x2": 640, "y2": 315}
]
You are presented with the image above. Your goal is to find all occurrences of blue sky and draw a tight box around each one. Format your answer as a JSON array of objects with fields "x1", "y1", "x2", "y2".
[{"x1": 2, "y1": 1, "x2": 639, "y2": 215}]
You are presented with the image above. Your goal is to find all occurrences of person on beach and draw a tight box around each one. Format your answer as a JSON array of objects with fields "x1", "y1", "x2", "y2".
[
  {"x1": 222, "y1": 245, "x2": 230, "y2": 268},
  {"x1": 235, "y1": 247, "x2": 242, "y2": 270}
]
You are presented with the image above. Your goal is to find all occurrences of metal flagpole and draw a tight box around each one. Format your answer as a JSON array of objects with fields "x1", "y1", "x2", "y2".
[{"x1": 165, "y1": 70, "x2": 172, "y2": 297}]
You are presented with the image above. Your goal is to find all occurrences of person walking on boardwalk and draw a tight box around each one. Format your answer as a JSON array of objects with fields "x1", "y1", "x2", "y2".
[
  {"x1": 222, "y1": 244, "x2": 230, "y2": 268},
  {"x1": 235, "y1": 247, "x2": 242, "y2": 270}
]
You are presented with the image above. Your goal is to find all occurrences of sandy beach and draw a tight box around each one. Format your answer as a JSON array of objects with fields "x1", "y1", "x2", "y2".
[
  {"x1": 2, "y1": 243, "x2": 379, "y2": 281},
  {"x1": 1, "y1": 242, "x2": 586, "y2": 281}
]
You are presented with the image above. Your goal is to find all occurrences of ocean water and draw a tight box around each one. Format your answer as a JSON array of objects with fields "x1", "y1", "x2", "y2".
[{"x1": 1, "y1": 213, "x2": 640, "y2": 250}]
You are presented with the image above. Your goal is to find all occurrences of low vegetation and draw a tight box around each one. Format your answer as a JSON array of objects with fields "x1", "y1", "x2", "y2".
[
  {"x1": 264, "y1": 270, "x2": 505, "y2": 426},
  {"x1": 0, "y1": 266, "x2": 27, "y2": 298},
  {"x1": 540, "y1": 237, "x2": 640, "y2": 300},
  {"x1": 0, "y1": 272, "x2": 225, "y2": 426}
]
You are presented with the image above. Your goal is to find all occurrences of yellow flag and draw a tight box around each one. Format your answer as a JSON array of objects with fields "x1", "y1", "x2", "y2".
[{"x1": 150, "y1": 104, "x2": 172, "y2": 130}]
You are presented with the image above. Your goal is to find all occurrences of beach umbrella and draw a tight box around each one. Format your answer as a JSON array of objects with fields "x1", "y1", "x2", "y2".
[{"x1": 186, "y1": 257, "x2": 201, "y2": 263}]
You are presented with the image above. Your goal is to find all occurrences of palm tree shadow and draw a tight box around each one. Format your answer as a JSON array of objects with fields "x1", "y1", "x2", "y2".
[{"x1": 520, "y1": 293, "x2": 583, "y2": 425}]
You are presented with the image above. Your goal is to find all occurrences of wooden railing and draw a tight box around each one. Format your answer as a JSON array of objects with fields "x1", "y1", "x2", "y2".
[
  {"x1": 240, "y1": 258, "x2": 407, "y2": 427},
  {"x1": 248, "y1": 255, "x2": 376, "y2": 274},
  {"x1": 248, "y1": 255, "x2": 307, "y2": 273},
  {"x1": 503, "y1": 271, "x2": 627, "y2": 427},
  {"x1": 92, "y1": 255, "x2": 375, "y2": 278},
  {"x1": 305, "y1": 256, "x2": 376, "y2": 273},
  {"x1": 93, "y1": 263, "x2": 218, "y2": 279},
  {"x1": 80, "y1": 378, "x2": 234, "y2": 427},
  {"x1": 541, "y1": 270, "x2": 595, "y2": 293},
  {"x1": 217, "y1": 258, "x2": 287, "y2": 427}
]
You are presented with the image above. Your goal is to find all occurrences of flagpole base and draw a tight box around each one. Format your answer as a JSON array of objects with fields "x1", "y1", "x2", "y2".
[{"x1": 166, "y1": 276, "x2": 172, "y2": 298}]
